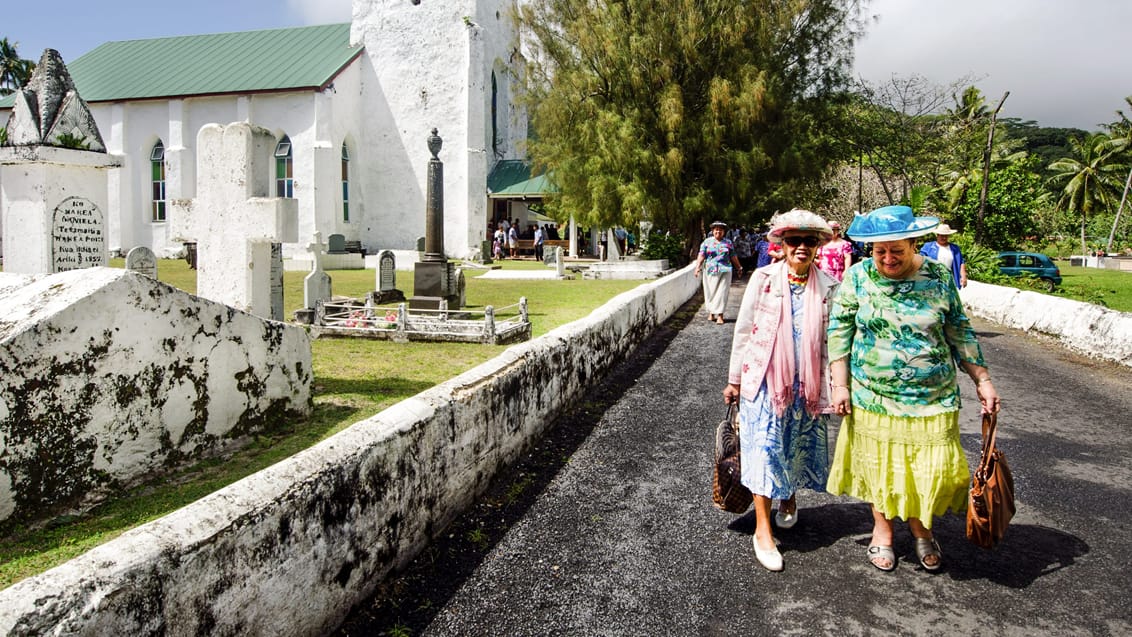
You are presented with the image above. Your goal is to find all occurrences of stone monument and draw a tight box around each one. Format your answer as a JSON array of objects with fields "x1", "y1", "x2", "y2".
[
  {"x1": 0, "y1": 49, "x2": 118, "y2": 274},
  {"x1": 169, "y1": 122, "x2": 298, "y2": 320},
  {"x1": 409, "y1": 129, "x2": 460, "y2": 311}
]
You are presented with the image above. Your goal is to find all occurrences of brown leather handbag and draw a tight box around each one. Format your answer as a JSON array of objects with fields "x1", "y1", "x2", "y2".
[
  {"x1": 712, "y1": 403, "x2": 751, "y2": 514},
  {"x1": 967, "y1": 412, "x2": 1016, "y2": 548}
]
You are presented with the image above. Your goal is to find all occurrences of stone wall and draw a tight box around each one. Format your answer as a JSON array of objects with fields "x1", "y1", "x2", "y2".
[
  {"x1": 961, "y1": 280, "x2": 1132, "y2": 367},
  {"x1": 0, "y1": 264, "x2": 698, "y2": 636},
  {"x1": 0, "y1": 268, "x2": 312, "y2": 526}
]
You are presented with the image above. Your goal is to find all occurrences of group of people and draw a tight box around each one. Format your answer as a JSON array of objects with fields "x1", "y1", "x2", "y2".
[
  {"x1": 492, "y1": 219, "x2": 561, "y2": 260},
  {"x1": 713, "y1": 205, "x2": 996, "y2": 573}
]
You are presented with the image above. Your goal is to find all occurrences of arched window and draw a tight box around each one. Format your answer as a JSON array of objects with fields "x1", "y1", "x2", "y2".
[
  {"x1": 150, "y1": 141, "x2": 166, "y2": 221},
  {"x1": 491, "y1": 71, "x2": 499, "y2": 157},
  {"x1": 274, "y1": 135, "x2": 294, "y2": 198},
  {"x1": 341, "y1": 143, "x2": 350, "y2": 222}
]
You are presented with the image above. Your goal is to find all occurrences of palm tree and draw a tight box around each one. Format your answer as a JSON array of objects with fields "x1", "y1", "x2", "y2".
[
  {"x1": 1105, "y1": 96, "x2": 1132, "y2": 252},
  {"x1": 0, "y1": 38, "x2": 35, "y2": 96},
  {"x1": 1048, "y1": 133, "x2": 1126, "y2": 257}
]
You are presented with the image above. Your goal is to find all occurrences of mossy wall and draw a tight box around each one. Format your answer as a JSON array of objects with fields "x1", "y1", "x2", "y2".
[{"x1": 0, "y1": 268, "x2": 312, "y2": 527}]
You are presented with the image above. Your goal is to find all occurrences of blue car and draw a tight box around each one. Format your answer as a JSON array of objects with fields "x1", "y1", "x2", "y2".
[{"x1": 998, "y1": 251, "x2": 1062, "y2": 291}]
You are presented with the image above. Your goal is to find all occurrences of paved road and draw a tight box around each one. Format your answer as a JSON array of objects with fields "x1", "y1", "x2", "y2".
[{"x1": 340, "y1": 278, "x2": 1132, "y2": 636}]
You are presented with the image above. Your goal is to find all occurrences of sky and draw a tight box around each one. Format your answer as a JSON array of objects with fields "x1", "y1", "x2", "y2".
[
  {"x1": 852, "y1": 0, "x2": 1132, "y2": 130},
  {"x1": 4, "y1": 0, "x2": 1130, "y2": 131}
]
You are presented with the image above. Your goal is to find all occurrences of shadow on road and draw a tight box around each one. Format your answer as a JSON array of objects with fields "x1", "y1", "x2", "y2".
[{"x1": 335, "y1": 296, "x2": 704, "y2": 636}]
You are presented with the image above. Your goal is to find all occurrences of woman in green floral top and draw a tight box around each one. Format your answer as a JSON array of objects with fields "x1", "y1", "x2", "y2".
[{"x1": 826, "y1": 206, "x2": 1001, "y2": 573}]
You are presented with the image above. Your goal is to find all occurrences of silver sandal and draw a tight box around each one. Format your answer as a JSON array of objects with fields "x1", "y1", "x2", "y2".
[
  {"x1": 866, "y1": 545, "x2": 897, "y2": 572},
  {"x1": 914, "y1": 537, "x2": 942, "y2": 571}
]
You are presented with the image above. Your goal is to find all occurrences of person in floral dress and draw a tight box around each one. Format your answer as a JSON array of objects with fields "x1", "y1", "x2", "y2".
[
  {"x1": 815, "y1": 220, "x2": 853, "y2": 281},
  {"x1": 694, "y1": 221, "x2": 743, "y2": 324},
  {"x1": 723, "y1": 209, "x2": 838, "y2": 572},
  {"x1": 826, "y1": 205, "x2": 1001, "y2": 573}
]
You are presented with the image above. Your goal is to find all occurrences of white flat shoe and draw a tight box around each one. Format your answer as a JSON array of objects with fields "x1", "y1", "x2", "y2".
[
  {"x1": 752, "y1": 535, "x2": 784, "y2": 572},
  {"x1": 775, "y1": 508, "x2": 798, "y2": 529}
]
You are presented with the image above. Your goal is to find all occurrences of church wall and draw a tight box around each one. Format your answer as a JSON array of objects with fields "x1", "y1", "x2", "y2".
[
  {"x1": 352, "y1": 0, "x2": 522, "y2": 259},
  {"x1": 84, "y1": 79, "x2": 368, "y2": 261}
]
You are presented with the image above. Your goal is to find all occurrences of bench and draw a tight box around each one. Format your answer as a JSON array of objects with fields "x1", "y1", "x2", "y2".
[{"x1": 343, "y1": 240, "x2": 364, "y2": 255}]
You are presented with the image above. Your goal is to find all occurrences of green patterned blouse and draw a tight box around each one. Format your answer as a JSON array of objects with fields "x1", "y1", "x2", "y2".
[{"x1": 828, "y1": 258, "x2": 985, "y2": 417}]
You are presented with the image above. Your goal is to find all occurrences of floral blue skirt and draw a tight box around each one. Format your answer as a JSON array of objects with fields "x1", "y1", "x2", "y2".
[{"x1": 739, "y1": 379, "x2": 830, "y2": 500}]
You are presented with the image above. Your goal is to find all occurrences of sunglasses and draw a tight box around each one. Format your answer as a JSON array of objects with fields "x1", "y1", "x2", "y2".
[{"x1": 782, "y1": 235, "x2": 820, "y2": 248}]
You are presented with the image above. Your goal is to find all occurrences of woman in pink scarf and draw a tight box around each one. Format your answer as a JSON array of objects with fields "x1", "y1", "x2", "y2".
[{"x1": 722, "y1": 209, "x2": 839, "y2": 572}]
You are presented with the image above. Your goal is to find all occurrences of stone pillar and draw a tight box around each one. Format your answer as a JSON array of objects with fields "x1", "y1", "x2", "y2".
[
  {"x1": 423, "y1": 128, "x2": 445, "y2": 263},
  {"x1": 410, "y1": 129, "x2": 460, "y2": 311}
]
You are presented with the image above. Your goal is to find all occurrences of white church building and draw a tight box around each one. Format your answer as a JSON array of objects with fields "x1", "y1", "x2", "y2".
[{"x1": 0, "y1": 0, "x2": 538, "y2": 262}]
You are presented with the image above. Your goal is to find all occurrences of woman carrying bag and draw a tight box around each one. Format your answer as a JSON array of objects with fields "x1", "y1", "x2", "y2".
[{"x1": 722, "y1": 209, "x2": 839, "y2": 572}]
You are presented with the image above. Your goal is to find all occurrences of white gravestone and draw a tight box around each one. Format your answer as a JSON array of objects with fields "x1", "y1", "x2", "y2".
[
  {"x1": 606, "y1": 230, "x2": 622, "y2": 261},
  {"x1": 51, "y1": 196, "x2": 107, "y2": 272},
  {"x1": 377, "y1": 250, "x2": 396, "y2": 292},
  {"x1": 125, "y1": 245, "x2": 158, "y2": 278},
  {"x1": 169, "y1": 122, "x2": 297, "y2": 320},
  {"x1": 554, "y1": 246, "x2": 566, "y2": 278},
  {"x1": 303, "y1": 232, "x2": 332, "y2": 310},
  {"x1": 455, "y1": 267, "x2": 466, "y2": 308}
]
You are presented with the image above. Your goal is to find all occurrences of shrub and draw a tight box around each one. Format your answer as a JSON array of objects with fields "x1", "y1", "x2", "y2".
[{"x1": 641, "y1": 231, "x2": 688, "y2": 267}]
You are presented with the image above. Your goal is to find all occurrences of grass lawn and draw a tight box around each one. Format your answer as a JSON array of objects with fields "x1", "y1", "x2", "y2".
[
  {"x1": 1050, "y1": 264, "x2": 1132, "y2": 313},
  {"x1": 0, "y1": 257, "x2": 648, "y2": 589}
]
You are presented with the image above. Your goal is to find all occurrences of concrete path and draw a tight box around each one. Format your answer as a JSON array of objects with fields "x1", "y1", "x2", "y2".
[{"x1": 338, "y1": 277, "x2": 1132, "y2": 636}]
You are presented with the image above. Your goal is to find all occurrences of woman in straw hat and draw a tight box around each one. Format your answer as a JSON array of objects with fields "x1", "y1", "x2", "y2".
[
  {"x1": 827, "y1": 206, "x2": 1000, "y2": 572},
  {"x1": 694, "y1": 221, "x2": 743, "y2": 324},
  {"x1": 722, "y1": 209, "x2": 838, "y2": 572}
]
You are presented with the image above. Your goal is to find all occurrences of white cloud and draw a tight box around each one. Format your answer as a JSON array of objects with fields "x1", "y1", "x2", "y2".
[{"x1": 287, "y1": 0, "x2": 352, "y2": 24}]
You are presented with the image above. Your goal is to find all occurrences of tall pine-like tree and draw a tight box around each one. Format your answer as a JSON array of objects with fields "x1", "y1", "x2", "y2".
[{"x1": 519, "y1": 0, "x2": 865, "y2": 243}]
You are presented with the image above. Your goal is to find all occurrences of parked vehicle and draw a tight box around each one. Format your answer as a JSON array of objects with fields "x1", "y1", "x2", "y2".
[{"x1": 998, "y1": 251, "x2": 1062, "y2": 291}]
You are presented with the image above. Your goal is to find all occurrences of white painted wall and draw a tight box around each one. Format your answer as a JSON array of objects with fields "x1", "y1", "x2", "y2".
[
  {"x1": 0, "y1": 267, "x2": 313, "y2": 526},
  {"x1": 0, "y1": 264, "x2": 699, "y2": 635},
  {"x1": 352, "y1": 0, "x2": 523, "y2": 259},
  {"x1": 961, "y1": 280, "x2": 1132, "y2": 367}
]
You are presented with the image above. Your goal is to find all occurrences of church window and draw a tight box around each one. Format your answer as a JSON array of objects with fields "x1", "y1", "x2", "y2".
[
  {"x1": 150, "y1": 141, "x2": 166, "y2": 222},
  {"x1": 341, "y1": 143, "x2": 350, "y2": 222},
  {"x1": 275, "y1": 136, "x2": 294, "y2": 198},
  {"x1": 491, "y1": 72, "x2": 499, "y2": 157}
]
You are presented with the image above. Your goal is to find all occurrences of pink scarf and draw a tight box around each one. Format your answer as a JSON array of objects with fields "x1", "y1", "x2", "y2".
[{"x1": 764, "y1": 265, "x2": 824, "y2": 416}]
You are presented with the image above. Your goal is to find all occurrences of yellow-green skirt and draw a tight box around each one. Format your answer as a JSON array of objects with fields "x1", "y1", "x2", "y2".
[{"x1": 827, "y1": 408, "x2": 968, "y2": 528}]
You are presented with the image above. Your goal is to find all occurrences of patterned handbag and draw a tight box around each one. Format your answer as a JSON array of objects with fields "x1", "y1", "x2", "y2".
[
  {"x1": 712, "y1": 402, "x2": 752, "y2": 513},
  {"x1": 967, "y1": 412, "x2": 1016, "y2": 548}
]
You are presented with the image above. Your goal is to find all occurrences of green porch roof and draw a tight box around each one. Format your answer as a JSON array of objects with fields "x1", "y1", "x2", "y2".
[
  {"x1": 1, "y1": 23, "x2": 360, "y2": 107},
  {"x1": 487, "y1": 160, "x2": 556, "y2": 198}
]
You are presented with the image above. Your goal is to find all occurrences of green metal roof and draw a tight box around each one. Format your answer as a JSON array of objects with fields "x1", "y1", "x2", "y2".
[
  {"x1": 487, "y1": 160, "x2": 556, "y2": 198},
  {"x1": 1, "y1": 23, "x2": 360, "y2": 107}
]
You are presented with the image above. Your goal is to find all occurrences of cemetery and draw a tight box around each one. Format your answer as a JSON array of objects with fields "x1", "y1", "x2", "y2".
[{"x1": 0, "y1": 4, "x2": 692, "y2": 631}]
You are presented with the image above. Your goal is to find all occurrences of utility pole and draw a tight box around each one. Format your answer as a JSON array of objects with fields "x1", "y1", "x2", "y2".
[{"x1": 976, "y1": 91, "x2": 1009, "y2": 244}]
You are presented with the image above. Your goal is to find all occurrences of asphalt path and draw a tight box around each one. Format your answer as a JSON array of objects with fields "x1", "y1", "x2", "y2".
[{"x1": 340, "y1": 278, "x2": 1132, "y2": 636}]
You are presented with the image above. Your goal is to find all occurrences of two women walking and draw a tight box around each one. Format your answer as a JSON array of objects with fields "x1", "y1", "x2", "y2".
[{"x1": 722, "y1": 205, "x2": 1001, "y2": 573}]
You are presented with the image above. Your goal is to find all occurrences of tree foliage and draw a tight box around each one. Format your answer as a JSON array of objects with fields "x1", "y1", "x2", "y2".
[
  {"x1": 949, "y1": 162, "x2": 1044, "y2": 250},
  {"x1": 519, "y1": 0, "x2": 865, "y2": 239},
  {"x1": 0, "y1": 38, "x2": 35, "y2": 96},
  {"x1": 1047, "y1": 133, "x2": 1127, "y2": 256}
]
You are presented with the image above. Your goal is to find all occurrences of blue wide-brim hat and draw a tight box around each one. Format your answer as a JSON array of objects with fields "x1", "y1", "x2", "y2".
[{"x1": 846, "y1": 205, "x2": 939, "y2": 242}]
